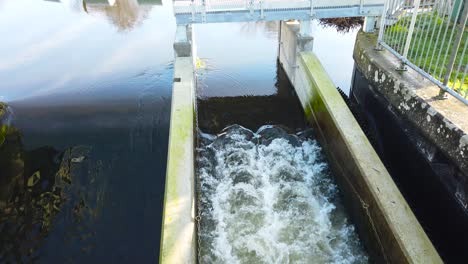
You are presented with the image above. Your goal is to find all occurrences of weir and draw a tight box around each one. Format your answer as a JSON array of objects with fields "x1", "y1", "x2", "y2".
[{"x1": 160, "y1": 11, "x2": 442, "y2": 264}]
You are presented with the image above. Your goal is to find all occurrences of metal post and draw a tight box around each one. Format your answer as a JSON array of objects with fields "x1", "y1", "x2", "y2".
[
  {"x1": 260, "y1": 0, "x2": 264, "y2": 19},
  {"x1": 191, "y1": 0, "x2": 195, "y2": 22},
  {"x1": 363, "y1": 16, "x2": 377, "y2": 32},
  {"x1": 439, "y1": 0, "x2": 468, "y2": 98},
  {"x1": 202, "y1": 0, "x2": 206, "y2": 22},
  {"x1": 376, "y1": 0, "x2": 390, "y2": 50},
  {"x1": 310, "y1": 0, "x2": 314, "y2": 17},
  {"x1": 399, "y1": 0, "x2": 421, "y2": 70}
]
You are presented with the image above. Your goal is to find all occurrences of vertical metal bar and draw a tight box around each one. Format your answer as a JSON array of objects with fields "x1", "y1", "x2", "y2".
[
  {"x1": 439, "y1": 0, "x2": 468, "y2": 96},
  {"x1": 385, "y1": 0, "x2": 396, "y2": 44},
  {"x1": 402, "y1": 0, "x2": 421, "y2": 58},
  {"x1": 389, "y1": 0, "x2": 403, "y2": 46},
  {"x1": 310, "y1": 0, "x2": 314, "y2": 17},
  {"x1": 433, "y1": 1, "x2": 460, "y2": 78},
  {"x1": 427, "y1": 0, "x2": 450, "y2": 75},
  {"x1": 439, "y1": 0, "x2": 466, "y2": 80},
  {"x1": 400, "y1": 0, "x2": 415, "y2": 54},
  {"x1": 452, "y1": 33, "x2": 468, "y2": 90},
  {"x1": 415, "y1": 0, "x2": 439, "y2": 67},
  {"x1": 459, "y1": 65, "x2": 468, "y2": 93},
  {"x1": 191, "y1": 0, "x2": 195, "y2": 21},
  {"x1": 260, "y1": 0, "x2": 264, "y2": 19},
  {"x1": 394, "y1": 0, "x2": 409, "y2": 53},
  {"x1": 410, "y1": 0, "x2": 433, "y2": 63},
  {"x1": 392, "y1": 0, "x2": 405, "y2": 52},
  {"x1": 376, "y1": 0, "x2": 390, "y2": 49},
  {"x1": 202, "y1": 0, "x2": 206, "y2": 22}
]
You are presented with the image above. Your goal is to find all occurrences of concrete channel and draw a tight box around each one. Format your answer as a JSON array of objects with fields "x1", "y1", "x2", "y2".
[{"x1": 159, "y1": 21, "x2": 442, "y2": 264}]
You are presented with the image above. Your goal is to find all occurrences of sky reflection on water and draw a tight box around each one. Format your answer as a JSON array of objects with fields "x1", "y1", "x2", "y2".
[{"x1": 0, "y1": 0, "x2": 359, "y2": 262}]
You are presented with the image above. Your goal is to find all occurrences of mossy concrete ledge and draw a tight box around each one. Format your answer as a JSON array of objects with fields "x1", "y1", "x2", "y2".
[
  {"x1": 278, "y1": 21, "x2": 441, "y2": 263},
  {"x1": 159, "y1": 26, "x2": 196, "y2": 263}
]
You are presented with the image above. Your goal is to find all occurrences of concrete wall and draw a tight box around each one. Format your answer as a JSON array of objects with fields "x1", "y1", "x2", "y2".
[
  {"x1": 353, "y1": 31, "x2": 468, "y2": 262},
  {"x1": 159, "y1": 25, "x2": 197, "y2": 264},
  {"x1": 278, "y1": 21, "x2": 441, "y2": 263}
]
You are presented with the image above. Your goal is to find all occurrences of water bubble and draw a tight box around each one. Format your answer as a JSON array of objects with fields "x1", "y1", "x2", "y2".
[{"x1": 197, "y1": 125, "x2": 368, "y2": 264}]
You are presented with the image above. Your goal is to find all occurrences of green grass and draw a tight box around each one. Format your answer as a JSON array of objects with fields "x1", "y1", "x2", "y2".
[{"x1": 384, "y1": 12, "x2": 468, "y2": 97}]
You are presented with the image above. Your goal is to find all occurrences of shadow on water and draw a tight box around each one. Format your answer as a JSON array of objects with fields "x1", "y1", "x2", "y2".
[
  {"x1": 197, "y1": 62, "x2": 308, "y2": 133},
  {"x1": 0, "y1": 0, "x2": 362, "y2": 262},
  {"x1": 1, "y1": 97, "x2": 171, "y2": 263},
  {"x1": 0, "y1": 0, "x2": 172, "y2": 262}
]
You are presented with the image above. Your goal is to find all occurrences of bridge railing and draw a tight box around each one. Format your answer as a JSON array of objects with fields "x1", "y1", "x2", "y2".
[
  {"x1": 377, "y1": 0, "x2": 468, "y2": 105},
  {"x1": 173, "y1": 0, "x2": 385, "y2": 17}
]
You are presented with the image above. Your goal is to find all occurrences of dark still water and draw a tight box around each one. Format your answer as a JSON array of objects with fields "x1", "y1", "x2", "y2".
[
  {"x1": 0, "y1": 0, "x2": 173, "y2": 262},
  {"x1": 0, "y1": 0, "x2": 359, "y2": 263}
]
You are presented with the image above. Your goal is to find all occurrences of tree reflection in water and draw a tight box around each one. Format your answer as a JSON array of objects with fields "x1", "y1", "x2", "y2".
[
  {"x1": 82, "y1": 0, "x2": 154, "y2": 31},
  {"x1": 0, "y1": 104, "x2": 104, "y2": 262}
]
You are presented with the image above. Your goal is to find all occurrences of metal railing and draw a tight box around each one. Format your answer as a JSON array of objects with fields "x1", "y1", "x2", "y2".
[
  {"x1": 377, "y1": 0, "x2": 468, "y2": 105},
  {"x1": 173, "y1": 0, "x2": 385, "y2": 19}
]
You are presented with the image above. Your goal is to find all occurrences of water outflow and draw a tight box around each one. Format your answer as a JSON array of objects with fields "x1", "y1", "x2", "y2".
[{"x1": 197, "y1": 125, "x2": 369, "y2": 264}]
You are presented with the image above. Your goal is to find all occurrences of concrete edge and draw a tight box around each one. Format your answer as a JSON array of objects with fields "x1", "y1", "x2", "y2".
[
  {"x1": 297, "y1": 52, "x2": 442, "y2": 263},
  {"x1": 159, "y1": 55, "x2": 197, "y2": 264},
  {"x1": 353, "y1": 31, "x2": 468, "y2": 177}
]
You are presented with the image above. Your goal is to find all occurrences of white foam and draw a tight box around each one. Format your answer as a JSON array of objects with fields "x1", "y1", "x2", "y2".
[{"x1": 197, "y1": 126, "x2": 368, "y2": 264}]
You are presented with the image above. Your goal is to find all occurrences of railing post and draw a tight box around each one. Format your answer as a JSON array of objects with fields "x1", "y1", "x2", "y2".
[
  {"x1": 191, "y1": 0, "x2": 195, "y2": 22},
  {"x1": 260, "y1": 0, "x2": 264, "y2": 19},
  {"x1": 202, "y1": 0, "x2": 206, "y2": 22},
  {"x1": 376, "y1": 0, "x2": 390, "y2": 50},
  {"x1": 439, "y1": 0, "x2": 468, "y2": 98},
  {"x1": 310, "y1": 0, "x2": 314, "y2": 17},
  {"x1": 398, "y1": 0, "x2": 421, "y2": 71}
]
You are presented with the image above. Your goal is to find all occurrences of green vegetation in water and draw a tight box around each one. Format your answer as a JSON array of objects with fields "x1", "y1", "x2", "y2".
[
  {"x1": 384, "y1": 12, "x2": 468, "y2": 96},
  {"x1": 0, "y1": 122, "x2": 100, "y2": 261}
]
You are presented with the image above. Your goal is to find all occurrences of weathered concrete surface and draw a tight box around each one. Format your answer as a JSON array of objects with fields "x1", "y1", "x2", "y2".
[
  {"x1": 159, "y1": 25, "x2": 196, "y2": 264},
  {"x1": 354, "y1": 31, "x2": 468, "y2": 214},
  {"x1": 279, "y1": 22, "x2": 441, "y2": 263}
]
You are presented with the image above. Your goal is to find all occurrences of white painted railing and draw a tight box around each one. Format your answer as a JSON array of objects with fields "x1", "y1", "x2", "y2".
[
  {"x1": 377, "y1": 0, "x2": 468, "y2": 105},
  {"x1": 174, "y1": 0, "x2": 385, "y2": 20}
]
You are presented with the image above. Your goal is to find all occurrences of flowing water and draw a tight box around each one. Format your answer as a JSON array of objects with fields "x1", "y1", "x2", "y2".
[
  {"x1": 0, "y1": 0, "x2": 360, "y2": 262},
  {"x1": 197, "y1": 125, "x2": 369, "y2": 264}
]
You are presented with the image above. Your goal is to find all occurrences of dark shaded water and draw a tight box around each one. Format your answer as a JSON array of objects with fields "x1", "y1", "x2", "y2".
[
  {"x1": 0, "y1": 0, "x2": 359, "y2": 262},
  {"x1": 0, "y1": 0, "x2": 173, "y2": 262}
]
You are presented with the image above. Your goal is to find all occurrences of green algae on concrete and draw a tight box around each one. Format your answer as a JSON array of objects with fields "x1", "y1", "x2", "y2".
[
  {"x1": 296, "y1": 52, "x2": 442, "y2": 263},
  {"x1": 159, "y1": 56, "x2": 196, "y2": 264}
]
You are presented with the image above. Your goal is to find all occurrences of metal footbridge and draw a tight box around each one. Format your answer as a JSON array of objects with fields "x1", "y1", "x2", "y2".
[{"x1": 173, "y1": 0, "x2": 385, "y2": 24}]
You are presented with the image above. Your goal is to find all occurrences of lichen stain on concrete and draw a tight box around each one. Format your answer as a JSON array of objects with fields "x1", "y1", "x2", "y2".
[
  {"x1": 427, "y1": 107, "x2": 437, "y2": 117},
  {"x1": 393, "y1": 80, "x2": 400, "y2": 94},
  {"x1": 460, "y1": 135, "x2": 468, "y2": 150},
  {"x1": 443, "y1": 118, "x2": 457, "y2": 131}
]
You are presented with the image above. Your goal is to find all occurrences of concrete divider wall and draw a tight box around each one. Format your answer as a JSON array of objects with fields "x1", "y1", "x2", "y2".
[
  {"x1": 278, "y1": 21, "x2": 442, "y2": 263},
  {"x1": 159, "y1": 25, "x2": 197, "y2": 264}
]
